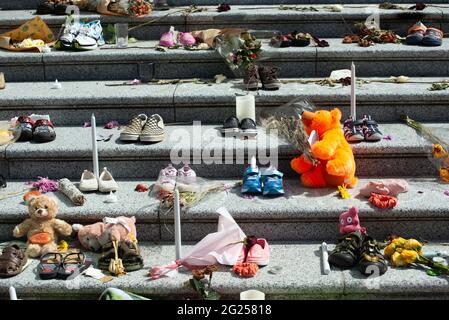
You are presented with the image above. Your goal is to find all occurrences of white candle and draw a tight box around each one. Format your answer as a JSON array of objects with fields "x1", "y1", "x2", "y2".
[
  {"x1": 240, "y1": 290, "x2": 265, "y2": 300},
  {"x1": 350, "y1": 62, "x2": 356, "y2": 120},
  {"x1": 174, "y1": 188, "x2": 182, "y2": 260},
  {"x1": 9, "y1": 286, "x2": 17, "y2": 300},
  {"x1": 236, "y1": 95, "x2": 256, "y2": 122},
  {"x1": 91, "y1": 114, "x2": 99, "y2": 179},
  {"x1": 321, "y1": 242, "x2": 331, "y2": 275}
]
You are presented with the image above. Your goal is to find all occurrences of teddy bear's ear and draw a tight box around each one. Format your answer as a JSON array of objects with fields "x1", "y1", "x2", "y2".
[{"x1": 330, "y1": 108, "x2": 342, "y2": 124}]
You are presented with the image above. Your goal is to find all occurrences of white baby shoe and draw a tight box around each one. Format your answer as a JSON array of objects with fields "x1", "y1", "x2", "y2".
[
  {"x1": 98, "y1": 167, "x2": 119, "y2": 193},
  {"x1": 79, "y1": 170, "x2": 98, "y2": 192}
]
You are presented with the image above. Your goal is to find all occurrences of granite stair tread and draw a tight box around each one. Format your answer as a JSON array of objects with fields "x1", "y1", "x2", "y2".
[
  {"x1": 1, "y1": 123, "x2": 444, "y2": 159},
  {"x1": 1, "y1": 241, "x2": 449, "y2": 299}
]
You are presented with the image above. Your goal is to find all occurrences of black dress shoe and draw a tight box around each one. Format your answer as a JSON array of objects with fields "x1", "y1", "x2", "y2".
[
  {"x1": 36, "y1": 1, "x2": 55, "y2": 14},
  {"x1": 240, "y1": 118, "x2": 258, "y2": 137},
  {"x1": 220, "y1": 116, "x2": 240, "y2": 135}
]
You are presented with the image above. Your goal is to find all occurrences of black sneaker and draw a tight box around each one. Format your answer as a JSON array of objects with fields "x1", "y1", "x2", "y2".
[
  {"x1": 240, "y1": 118, "x2": 258, "y2": 137},
  {"x1": 17, "y1": 116, "x2": 34, "y2": 142},
  {"x1": 328, "y1": 231, "x2": 364, "y2": 269},
  {"x1": 220, "y1": 116, "x2": 240, "y2": 135},
  {"x1": 362, "y1": 115, "x2": 383, "y2": 142},
  {"x1": 358, "y1": 236, "x2": 388, "y2": 276},
  {"x1": 343, "y1": 117, "x2": 364, "y2": 143},
  {"x1": 33, "y1": 119, "x2": 56, "y2": 143}
]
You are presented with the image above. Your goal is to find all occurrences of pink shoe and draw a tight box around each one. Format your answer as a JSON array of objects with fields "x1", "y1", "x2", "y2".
[
  {"x1": 237, "y1": 237, "x2": 270, "y2": 266},
  {"x1": 177, "y1": 164, "x2": 198, "y2": 192},
  {"x1": 159, "y1": 26, "x2": 176, "y2": 47},
  {"x1": 178, "y1": 32, "x2": 196, "y2": 46},
  {"x1": 154, "y1": 163, "x2": 178, "y2": 191}
]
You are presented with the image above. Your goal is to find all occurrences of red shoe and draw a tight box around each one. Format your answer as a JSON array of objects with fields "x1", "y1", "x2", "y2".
[{"x1": 237, "y1": 237, "x2": 270, "y2": 266}]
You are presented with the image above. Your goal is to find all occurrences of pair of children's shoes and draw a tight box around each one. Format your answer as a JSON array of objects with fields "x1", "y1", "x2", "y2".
[
  {"x1": 79, "y1": 167, "x2": 118, "y2": 193},
  {"x1": 154, "y1": 163, "x2": 198, "y2": 192},
  {"x1": 344, "y1": 115, "x2": 383, "y2": 142},
  {"x1": 159, "y1": 26, "x2": 196, "y2": 47},
  {"x1": 221, "y1": 116, "x2": 258, "y2": 137},
  {"x1": 406, "y1": 21, "x2": 443, "y2": 46},
  {"x1": 16, "y1": 115, "x2": 56, "y2": 143},
  {"x1": 241, "y1": 164, "x2": 284, "y2": 197}
]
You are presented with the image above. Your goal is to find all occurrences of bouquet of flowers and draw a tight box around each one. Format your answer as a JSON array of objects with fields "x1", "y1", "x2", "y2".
[
  {"x1": 384, "y1": 236, "x2": 449, "y2": 276},
  {"x1": 216, "y1": 31, "x2": 262, "y2": 72},
  {"x1": 108, "y1": 0, "x2": 152, "y2": 16}
]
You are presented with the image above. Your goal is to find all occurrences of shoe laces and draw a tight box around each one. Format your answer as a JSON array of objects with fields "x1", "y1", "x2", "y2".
[{"x1": 261, "y1": 67, "x2": 279, "y2": 81}]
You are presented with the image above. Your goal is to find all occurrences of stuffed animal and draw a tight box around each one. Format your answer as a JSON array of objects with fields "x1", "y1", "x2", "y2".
[
  {"x1": 291, "y1": 108, "x2": 357, "y2": 188},
  {"x1": 339, "y1": 206, "x2": 366, "y2": 235},
  {"x1": 13, "y1": 195, "x2": 72, "y2": 258},
  {"x1": 72, "y1": 216, "x2": 137, "y2": 252}
]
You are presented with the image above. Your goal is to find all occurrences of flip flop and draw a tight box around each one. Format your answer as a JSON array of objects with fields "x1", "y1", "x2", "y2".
[
  {"x1": 38, "y1": 252, "x2": 63, "y2": 280},
  {"x1": 0, "y1": 245, "x2": 28, "y2": 278},
  {"x1": 58, "y1": 252, "x2": 92, "y2": 280}
]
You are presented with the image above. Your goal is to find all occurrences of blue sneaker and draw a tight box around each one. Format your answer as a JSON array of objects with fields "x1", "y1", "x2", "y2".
[
  {"x1": 262, "y1": 168, "x2": 284, "y2": 197},
  {"x1": 241, "y1": 165, "x2": 262, "y2": 194}
]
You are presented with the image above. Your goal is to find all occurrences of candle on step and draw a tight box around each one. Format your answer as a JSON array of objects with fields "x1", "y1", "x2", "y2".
[
  {"x1": 9, "y1": 286, "x2": 17, "y2": 300},
  {"x1": 91, "y1": 114, "x2": 99, "y2": 179},
  {"x1": 240, "y1": 290, "x2": 265, "y2": 300},
  {"x1": 321, "y1": 242, "x2": 331, "y2": 275},
  {"x1": 174, "y1": 187, "x2": 182, "y2": 260},
  {"x1": 236, "y1": 94, "x2": 256, "y2": 122},
  {"x1": 350, "y1": 62, "x2": 357, "y2": 120}
]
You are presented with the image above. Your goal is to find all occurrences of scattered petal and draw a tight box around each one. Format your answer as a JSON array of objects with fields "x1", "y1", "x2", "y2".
[
  {"x1": 383, "y1": 135, "x2": 393, "y2": 141},
  {"x1": 26, "y1": 177, "x2": 59, "y2": 193},
  {"x1": 444, "y1": 190, "x2": 449, "y2": 196},
  {"x1": 104, "y1": 120, "x2": 120, "y2": 129},
  {"x1": 83, "y1": 122, "x2": 91, "y2": 128},
  {"x1": 217, "y1": 3, "x2": 231, "y2": 12}
]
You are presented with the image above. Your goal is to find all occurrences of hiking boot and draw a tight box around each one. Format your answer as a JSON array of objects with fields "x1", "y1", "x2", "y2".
[
  {"x1": 243, "y1": 65, "x2": 262, "y2": 91},
  {"x1": 328, "y1": 231, "x2": 364, "y2": 269},
  {"x1": 259, "y1": 66, "x2": 281, "y2": 90},
  {"x1": 120, "y1": 114, "x2": 148, "y2": 141},
  {"x1": 358, "y1": 236, "x2": 388, "y2": 276}
]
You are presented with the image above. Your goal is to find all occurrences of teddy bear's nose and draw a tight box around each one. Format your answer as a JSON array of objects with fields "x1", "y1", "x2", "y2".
[{"x1": 37, "y1": 209, "x2": 43, "y2": 214}]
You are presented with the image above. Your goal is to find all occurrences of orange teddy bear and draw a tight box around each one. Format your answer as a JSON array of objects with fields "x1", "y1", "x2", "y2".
[{"x1": 291, "y1": 108, "x2": 357, "y2": 188}]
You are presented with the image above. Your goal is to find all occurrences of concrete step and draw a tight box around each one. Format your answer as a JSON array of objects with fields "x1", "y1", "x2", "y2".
[
  {"x1": 1, "y1": 241, "x2": 449, "y2": 299},
  {"x1": 2, "y1": 0, "x2": 449, "y2": 10},
  {"x1": 1, "y1": 78, "x2": 449, "y2": 125},
  {"x1": 0, "y1": 6, "x2": 447, "y2": 40},
  {"x1": 0, "y1": 177, "x2": 448, "y2": 242},
  {"x1": 0, "y1": 123, "x2": 443, "y2": 179},
  {"x1": 2, "y1": 38, "x2": 449, "y2": 81}
]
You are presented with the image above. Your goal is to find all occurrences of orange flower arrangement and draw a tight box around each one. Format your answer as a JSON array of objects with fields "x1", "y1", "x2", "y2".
[
  {"x1": 432, "y1": 144, "x2": 448, "y2": 159},
  {"x1": 233, "y1": 262, "x2": 259, "y2": 277}
]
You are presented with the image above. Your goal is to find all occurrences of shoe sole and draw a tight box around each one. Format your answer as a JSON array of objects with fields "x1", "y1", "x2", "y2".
[
  {"x1": 240, "y1": 129, "x2": 258, "y2": 137},
  {"x1": 140, "y1": 134, "x2": 165, "y2": 142},
  {"x1": 220, "y1": 128, "x2": 240, "y2": 135},
  {"x1": 262, "y1": 85, "x2": 280, "y2": 91},
  {"x1": 120, "y1": 133, "x2": 140, "y2": 141},
  {"x1": 98, "y1": 187, "x2": 118, "y2": 193},
  {"x1": 78, "y1": 186, "x2": 98, "y2": 192}
]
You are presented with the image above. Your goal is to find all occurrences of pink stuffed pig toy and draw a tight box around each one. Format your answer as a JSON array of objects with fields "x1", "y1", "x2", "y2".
[
  {"x1": 339, "y1": 206, "x2": 366, "y2": 235},
  {"x1": 72, "y1": 216, "x2": 137, "y2": 252}
]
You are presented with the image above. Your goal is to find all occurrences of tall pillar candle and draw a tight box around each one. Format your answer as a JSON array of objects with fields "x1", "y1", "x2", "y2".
[
  {"x1": 91, "y1": 114, "x2": 99, "y2": 179},
  {"x1": 350, "y1": 62, "x2": 356, "y2": 120},
  {"x1": 236, "y1": 94, "x2": 256, "y2": 122},
  {"x1": 174, "y1": 188, "x2": 182, "y2": 260}
]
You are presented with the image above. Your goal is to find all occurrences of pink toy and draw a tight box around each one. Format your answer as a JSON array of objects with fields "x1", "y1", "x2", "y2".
[
  {"x1": 72, "y1": 216, "x2": 137, "y2": 252},
  {"x1": 178, "y1": 32, "x2": 196, "y2": 46},
  {"x1": 339, "y1": 206, "x2": 366, "y2": 235},
  {"x1": 359, "y1": 179, "x2": 409, "y2": 198}
]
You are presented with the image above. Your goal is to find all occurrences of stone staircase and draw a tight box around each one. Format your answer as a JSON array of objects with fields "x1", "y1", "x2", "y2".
[{"x1": 1, "y1": 1, "x2": 449, "y2": 299}]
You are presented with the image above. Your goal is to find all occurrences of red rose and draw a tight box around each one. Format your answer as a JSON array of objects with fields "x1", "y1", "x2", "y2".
[{"x1": 249, "y1": 53, "x2": 258, "y2": 59}]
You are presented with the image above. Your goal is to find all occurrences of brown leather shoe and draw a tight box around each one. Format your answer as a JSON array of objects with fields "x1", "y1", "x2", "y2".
[
  {"x1": 243, "y1": 65, "x2": 262, "y2": 90},
  {"x1": 259, "y1": 66, "x2": 281, "y2": 90}
]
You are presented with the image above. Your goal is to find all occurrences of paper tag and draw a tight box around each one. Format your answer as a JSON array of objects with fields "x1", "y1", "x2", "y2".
[
  {"x1": 84, "y1": 266, "x2": 113, "y2": 283},
  {"x1": 308, "y1": 130, "x2": 318, "y2": 147}
]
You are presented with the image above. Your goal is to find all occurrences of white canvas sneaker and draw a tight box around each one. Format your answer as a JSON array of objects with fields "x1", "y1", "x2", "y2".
[
  {"x1": 79, "y1": 170, "x2": 98, "y2": 192},
  {"x1": 98, "y1": 167, "x2": 119, "y2": 193}
]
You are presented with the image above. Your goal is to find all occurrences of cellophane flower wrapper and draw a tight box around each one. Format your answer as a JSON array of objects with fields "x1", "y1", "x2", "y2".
[
  {"x1": 258, "y1": 98, "x2": 317, "y2": 165},
  {"x1": 151, "y1": 175, "x2": 238, "y2": 210},
  {"x1": 150, "y1": 208, "x2": 246, "y2": 279}
]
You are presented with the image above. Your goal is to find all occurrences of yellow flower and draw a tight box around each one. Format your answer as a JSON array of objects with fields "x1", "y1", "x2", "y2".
[
  {"x1": 384, "y1": 243, "x2": 396, "y2": 258},
  {"x1": 432, "y1": 144, "x2": 449, "y2": 159},
  {"x1": 400, "y1": 249, "x2": 419, "y2": 264},
  {"x1": 391, "y1": 252, "x2": 408, "y2": 267},
  {"x1": 392, "y1": 237, "x2": 407, "y2": 247},
  {"x1": 404, "y1": 239, "x2": 422, "y2": 251},
  {"x1": 337, "y1": 184, "x2": 351, "y2": 199},
  {"x1": 440, "y1": 167, "x2": 449, "y2": 183}
]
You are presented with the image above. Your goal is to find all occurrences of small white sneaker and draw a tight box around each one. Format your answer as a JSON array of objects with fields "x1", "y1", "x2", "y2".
[
  {"x1": 98, "y1": 167, "x2": 119, "y2": 193},
  {"x1": 79, "y1": 170, "x2": 98, "y2": 192}
]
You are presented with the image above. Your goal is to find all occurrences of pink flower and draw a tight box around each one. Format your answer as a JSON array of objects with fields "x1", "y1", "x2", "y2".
[
  {"x1": 104, "y1": 120, "x2": 119, "y2": 129},
  {"x1": 83, "y1": 122, "x2": 91, "y2": 128}
]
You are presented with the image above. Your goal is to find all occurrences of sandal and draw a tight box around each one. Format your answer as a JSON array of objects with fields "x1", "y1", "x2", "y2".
[
  {"x1": 58, "y1": 252, "x2": 92, "y2": 280},
  {"x1": 0, "y1": 245, "x2": 28, "y2": 278},
  {"x1": 358, "y1": 236, "x2": 388, "y2": 276},
  {"x1": 33, "y1": 119, "x2": 56, "y2": 143},
  {"x1": 98, "y1": 242, "x2": 116, "y2": 271},
  {"x1": 343, "y1": 117, "x2": 364, "y2": 142},
  {"x1": 270, "y1": 35, "x2": 292, "y2": 48},
  {"x1": 290, "y1": 31, "x2": 311, "y2": 47},
  {"x1": 422, "y1": 27, "x2": 444, "y2": 47},
  {"x1": 120, "y1": 241, "x2": 144, "y2": 272},
  {"x1": 406, "y1": 21, "x2": 427, "y2": 45},
  {"x1": 361, "y1": 115, "x2": 383, "y2": 142},
  {"x1": 38, "y1": 252, "x2": 63, "y2": 280}
]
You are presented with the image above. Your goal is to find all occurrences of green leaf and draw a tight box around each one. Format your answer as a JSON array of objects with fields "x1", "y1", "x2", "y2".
[
  {"x1": 427, "y1": 269, "x2": 441, "y2": 277},
  {"x1": 204, "y1": 290, "x2": 221, "y2": 300}
]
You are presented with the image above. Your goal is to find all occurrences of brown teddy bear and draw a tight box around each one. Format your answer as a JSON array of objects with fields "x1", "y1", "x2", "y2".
[{"x1": 13, "y1": 195, "x2": 72, "y2": 258}]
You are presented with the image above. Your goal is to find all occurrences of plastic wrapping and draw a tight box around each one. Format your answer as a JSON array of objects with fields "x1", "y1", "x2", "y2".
[
  {"x1": 0, "y1": 120, "x2": 21, "y2": 146},
  {"x1": 258, "y1": 98, "x2": 317, "y2": 165}
]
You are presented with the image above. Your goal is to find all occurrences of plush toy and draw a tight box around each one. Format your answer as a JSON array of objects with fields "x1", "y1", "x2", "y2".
[
  {"x1": 291, "y1": 108, "x2": 357, "y2": 188},
  {"x1": 339, "y1": 206, "x2": 366, "y2": 235},
  {"x1": 13, "y1": 195, "x2": 72, "y2": 258},
  {"x1": 72, "y1": 216, "x2": 137, "y2": 252}
]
